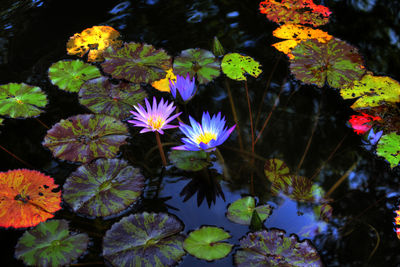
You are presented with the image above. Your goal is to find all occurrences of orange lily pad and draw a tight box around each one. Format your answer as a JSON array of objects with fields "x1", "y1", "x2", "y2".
[{"x1": 151, "y1": 68, "x2": 177, "y2": 92}]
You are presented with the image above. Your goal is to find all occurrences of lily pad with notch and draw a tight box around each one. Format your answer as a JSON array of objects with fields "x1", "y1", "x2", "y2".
[
  {"x1": 377, "y1": 132, "x2": 400, "y2": 168},
  {"x1": 169, "y1": 150, "x2": 209, "y2": 171},
  {"x1": 226, "y1": 196, "x2": 272, "y2": 225},
  {"x1": 221, "y1": 53, "x2": 262, "y2": 81}
]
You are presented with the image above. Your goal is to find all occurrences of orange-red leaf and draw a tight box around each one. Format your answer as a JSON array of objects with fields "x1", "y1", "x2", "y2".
[
  {"x1": 348, "y1": 113, "x2": 381, "y2": 135},
  {"x1": 0, "y1": 169, "x2": 61, "y2": 228},
  {"x1": 151, "y1": 68, "x2": 177, "y2": 92}
]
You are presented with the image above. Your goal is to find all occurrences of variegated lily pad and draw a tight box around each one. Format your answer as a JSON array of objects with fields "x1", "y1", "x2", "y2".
[
  {"x1": 63, "y1": 158, "x2": 145, "y2": 217},
  {"x1": 226, "y1": 196, "x2": 272, "y2": 225},
  {"x1": 264, "y1": 158, "x2": 290, "y2": 184},
  {"x1": 79, "y1": 77, "x2": 147, "y2": 120},
  {"x1": 221, "y1": 53, "x2": 262, "y2": 81},
  {"x1": 15, "y1": 219, "x2": 89, "y2": 267},
  {"x1": 234, "y1": 229, "x2": 323, "y2": 266},
  {"x1": 42, "y1": 114, "x2": 129, "y2": 163},
  {"x1": 168, "y1": 150, "x2": 209, "y2": 171},
  {"x1": 377, "y1": 132, "x2": 400, "y2": 168},
  {"x1": 103, "y1": 212, "x2": 186, "y2": 267}
]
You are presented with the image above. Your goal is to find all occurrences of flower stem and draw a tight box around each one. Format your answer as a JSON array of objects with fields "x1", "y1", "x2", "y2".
[
  {"x1": 244, "y1": 79, "x2": 255, "y2": 196},
  {"x1": 224, "y1": 78, "x2": 244, "y2": 150},
  {"x1": 0, "y1": 144, "x2": 34, "y2": 168},
  {"x1": 155, "y1": 132, "x2": 167, "y2": 166}
]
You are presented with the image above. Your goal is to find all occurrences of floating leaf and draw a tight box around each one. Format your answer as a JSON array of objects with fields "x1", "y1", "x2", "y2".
[
  {"x1": 48, "y1": 60, "x2": 101, "y2": 93},
  {"x1": 340, "y1": 74, "x2": 400, "y2": 109},
  {"x1": 290, "y1": 38, "x2": 365, "y2": 88},
  {"x1": 15, "y1": 219, "x2": 89, "y2": 267},
  {"x1": 42, "y1": 114, "x2": 129, "y2": 163},
  {"x1": 0, "y1": 169, "x2": 61, "y2": 228},
  {"x1": 79, "y1": 77, "x2": 147, "y2": 120},
  {"x1": 249, "y1": 210, "x2": 263, "y2": 232},
  {"x1": 221, "y1": 53, "x2": 262, "y2": 81},
  {"x1": 151, "y1": 68, "x2": 177, "y2": 92},
  {"x1": 272, "y1": 24, "x2": 332, "y2": 59},
  {"x1": 264, "y1": 158, "x2": 290, "y2": 184},
  {"x1": 66, "y1": 25, "x2": 122, "y2": 62},
  {"x1": 0, "y1": 83, "x2": 47, "y2": 118},
  {"x1": 355, "y1": 104, "x2": 400, "y2": 134},
  {"x1": 173, "y1": 48, "x2": 220, "y2": 84},
  {"x1": 183, "y1": 226, "x2": 233, "y2": 261},
  {"x1": 63, "y1": 158, "x2": 145, "y2": 217},
  {"x1": 226, "y1": 196, "x2": 272, "y2": 225},
  {"x1": 169, "y1": 150, "x2": 209, "y2": 171},
  {"x1": 259, "y1": 0, "x2": 331, "y2": 27},
  {"x1": 101, "y1": 42, "x2": 172, "y2": 83},
  {"x1": 103, "y1": 212, "x2": 185, "y2": 267},
  {"x1": 377, "y1": 132, "x2": 400, "y2": 168},
  {"x1": 212, "y1": 36, "x2": 225, "y2": 57},
  {"x1": 348, "y1": 113, "x2": 381, "y2": 135},
  {"x1": 234, "y1": 229, "x2": 323, "y2": 266},
  {"x1": 394, "y1": 205, "x2": 400, "y2": 239}
]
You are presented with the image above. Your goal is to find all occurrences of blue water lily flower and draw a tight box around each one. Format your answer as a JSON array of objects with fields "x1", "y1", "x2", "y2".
[
  {"x1": 173, "y1": 112, "x2": 236, "y2": 152},
  {"x1": 169, "y1": 73, "x2": 196, "y2": 102}
]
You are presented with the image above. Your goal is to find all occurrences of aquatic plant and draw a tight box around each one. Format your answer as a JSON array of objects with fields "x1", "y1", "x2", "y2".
[
  {"x1": 221, "y1": 53, "x2": 262, "y2": 81},
  {"x1": 169, "y1": 73, "x2": 196, "y2": 102}
]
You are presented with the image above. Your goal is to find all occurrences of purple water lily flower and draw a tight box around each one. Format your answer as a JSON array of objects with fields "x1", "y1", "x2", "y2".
[
  {"x1": 128, "y1": 97, "x2": 181, "y2": 134},
  {"x1": 367, "y1": 128, "x2": 383, "y2": 145},
  {"x1": 173, "y1": 112, "x2": 236, "y2": 152},
  {"x1": 169, "y1": 73, "x2": 196, "y2": 102}
]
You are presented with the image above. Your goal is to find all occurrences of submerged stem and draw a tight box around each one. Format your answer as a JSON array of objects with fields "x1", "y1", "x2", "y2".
[
  {"x1": 155, "y1": 132, "x2": 167, "y2": 166},
  {"x1": 325, "y1": 161, "x2": 358, "y2": 198},
  {"x1": 224, "y1": 78, "x2": 244, "y2": 150},
  {"x1": 0, "y1": 144, "x2": 34, "y2": 168},
  {"x1": 245, "y1": 79, "x2": 255, "y2": 195}
]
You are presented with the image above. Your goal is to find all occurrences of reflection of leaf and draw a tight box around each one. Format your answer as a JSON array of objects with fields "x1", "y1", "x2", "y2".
[
  {"x1": 63, "y1": 158, "x2": 145, "y2": 217},
  {"x1": 226, "y1": 196, "x2": 272, "y2": 225},
  {"x1": 290, "y1": 38, "x2": 365, "y2": 88},
  {"x1": 0, "y1": 169, "x2": 61, "y2": 228},
  {"x1": 234, "y1": 229, "x2": 323, "y2": 266},
  {"x1": 42, "y1": 114, "x2": 129, "y2": 163},
  {"x1": 264, "y1": 158, "x2": 290, "y2": 184},
  {"x1": 169, "y1": 150, "x2": 209, "y2": 171},
  {"x1": 348, "y1": 113, "x2": 381, "y2": 135},
  {"x1": 101, "y1": 42, "x2": 172, "y2": 83},
  {"x1": 376, "y1": 132, "x2": 400, "y2": 168},
  {"x1": 151, "y1": 68, "x2": 177, "y2": 92},
  {"x1": 183, "y1": 226, "x2": 233, "y2": 261},
  {"x1": 79, "y1": 77, "x2": 147, "y2": 120},
  {"x1": 340, "y1": 74, "x2": 400, "y2": 109},
  {"x1": 272, "y1": 175, "x2": 324, "y2": 203},
  {"x1": 103, "y1": 212, "x2": 186, "y2": 267},
  {"x1": 0, "y1": 83, "x2": 47, "y2": 118},
  {"x1": 173, "y1": 48, "x2": 220, "y2": 84},
  {"x1": 48, "y1": 60, "x2": 101, "y2": 93},
  {"x1": 15, "y1": 219, "x2": 89, "y2": 267},
  {"x1": 67, "y1": 25, "x2": 122, "y2": 62},
  {"x1": 259, "y1": 0, "x2": 331, "y2": 27},
  {"x1": 221, "y1": 53, "x2": 262, "y2": 81}
]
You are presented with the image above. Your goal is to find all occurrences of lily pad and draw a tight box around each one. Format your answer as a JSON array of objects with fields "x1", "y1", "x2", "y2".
[
  {"x1": 183, "y1": 226, "x2": 233, "y2": 261},
  {"x1": 340, "y1": 74, "x2": 400, "y2": 109},
  {"x1": 173, "y1": 48, "x2": 220, "y2": 84},
  {"x1": 15, "y1": 219, "x2": 89, "y2": 267},
  {"x1": 234, "y1": 229, "x2": 323, "y2": 266},
  {"x1": 151, "y1": 68, "x2": 177, "y2": 92},
  {"x1": 290, "y1": 38, "x2": 365, "y2": 88},
  {"x1": 226, "y1": 196, "x2": 272, "y2": 225},
  {"x1": 103, "y1": 212, "x2": 186, "y2": 267},
  {"x1": 79, "y1": 77, "x2": 147, "y2": 120},
  {"x1": 377, "y1": 132, "x2": 400, "y2": 168},
  {"x1": 42, "y1": 114, "x2": 129, "y2": 163},
  {"x1": 0, "y1": 83, "x2": 47, "y2": 118},
  {"x1": 63, "y1": 158, "x2": 145, "y2": 217},
  {"x1": 169, "y1": 150, "x2": 209, "y2": 171},
  {"x1": 221, "y1": 53, "x2": 262, "y2": 81},
  {"x1": 48, "y1": 60, "x2": 101, "y2": 93},
  {"x1": 101, "y1": 42, "x2": 172, "y2": 83},
  {"x1": 264, "y1": 158, "x2": 290, "y2": 184}
]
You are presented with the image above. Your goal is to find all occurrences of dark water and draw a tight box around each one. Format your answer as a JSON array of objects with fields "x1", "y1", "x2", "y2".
[{"x1": 1, "y1": 0, "x2": 400, "y2": 266}]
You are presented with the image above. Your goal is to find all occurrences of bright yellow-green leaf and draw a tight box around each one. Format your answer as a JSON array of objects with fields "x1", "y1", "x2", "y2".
[
  {"x1": 221, "y1": 53, "x2": 262, "y2": 81},
  {"x1": 377, "y1": 132, "x2": 400, "y2": 168}
]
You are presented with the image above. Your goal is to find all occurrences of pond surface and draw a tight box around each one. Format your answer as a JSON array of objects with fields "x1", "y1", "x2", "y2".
[{"x1": 1, "y1": 0, "x2": 400, "y2": 266}]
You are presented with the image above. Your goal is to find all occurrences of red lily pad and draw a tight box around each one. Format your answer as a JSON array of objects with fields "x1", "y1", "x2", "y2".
[{"x1": 349, "y1": 113, "x2": 381, "y2": 135}]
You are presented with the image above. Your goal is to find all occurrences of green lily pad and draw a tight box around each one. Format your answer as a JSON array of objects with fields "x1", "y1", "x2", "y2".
[
  {"x1": 340, "y1": 74, "x2": 400, "y2": 109},
  {"x1": 42, "y1": 114, "x2": 129, "y2": 163},
  {"x1": 101, "y1": 42, "x2": 172, "y2": 83},
  {"x1": 79, "y1": 77, "x2": 147, "y2": 120},
  {"x1": 168, "y1": 150, "x2": 209, "y2": 171},
  {"x1": 234, "y1": 229, "x2": 323, "y2": 266},
  {"x1": 290, "y1": 38, "x2": 365, "y2": 88},
  {"x1": 103, "y1": 212, "x2": 186, "y2": 267},
  {"x1": 221, "y1": 53, "x2": 262, "y2": 81},
  {"x1": 48, "y1": 59, "x2": 101, "y2": 93},
  {"x1": 377, "y1": 132, "x2": 400, "y2": 168},
  {"x1": 183, "y1": 226, "x2": 233, "y2": 261},
  {"x1": 173, "y1": 48, "x2": 220, "y2": 84},
  {"x1": 63, "y1": 158, "x2": 145, "y2": 217},
  {"x1": 249, "y1": 210, "x2": 264, "y2": 232},
  {"x1": 15, "y1": 219, "x2": 89, "y2": 267},
  {"x1": 0, "y1": 83, "x2": 47, "y2": 118},
  {"x1": 226, "y1": 196, "x2": 272, "y2": 225},
  {"x1": 264, "y1": 158, "x2": 290, "y2": 184}
]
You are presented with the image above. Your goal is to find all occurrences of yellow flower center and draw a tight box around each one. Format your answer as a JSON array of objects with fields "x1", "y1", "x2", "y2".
[
  {"x1": 148, "y1": 116, "x2": 164, "y2": 130},
  {"x1": 195, "y1": 131, "x2": 217, "y2": 144}
]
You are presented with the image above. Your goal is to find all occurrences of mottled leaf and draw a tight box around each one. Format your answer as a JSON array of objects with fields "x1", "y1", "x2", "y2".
[
  {"x1": 42, "y1": 114, "x2": 129, "y2": 163},
  {"x1": 79, "y1": 77, "x2": 147, "y2": 120},
  {"x1": 103, "y1": 212, "x2": 185, "y2": 267},
  {"x1": 173, "y1": 48, "x2": 220, "y2": 84},
  {"x1": 151, "y1": 68, "x2": 177, "y2": 92},
  {"x1": 183, "y1": 226, "x2": 233, "y2": 261},
  {"x1": 0, "y1": 83, "x2": 47, "y2": 118},
  {"x1": 234, "y1": 229, "x2": 323, "y2": 266},
  {"x1": 101, "y1": 42, "x2": 172, "y2": 83},
  {"x1": 169, "y1": 150, "x2": 209, "y2": 171},
  {"x1": 15, "y1": 219, "x2": 89, "y2": 267},
  {"x1": 0, "y1": 169, "x2": 61, "y2": 228},
  {"x1": 63, "y1": 158, "x2": 145, "y2": 217},
  {"x1": 377, "y1": 132, "x2": 400, "y2": 168},
  {"x1": 221, "y1": 53, "x2": 262, "y2": 81},
  {"x1": 264, "y1": 158, "x2": 290, "y2": 184},
  {"x1": 226, "y1": 196, "x2": 272, "y2": 225},
  {"x1": 290, "y1": 38, "x2": 365, "y2": 88},
  {"x1": 48, "y1": 60, "x2": 101, "y2": 93},
  {"x1": 394, "y1": 205, "x2": 400, "y2": 239}
]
